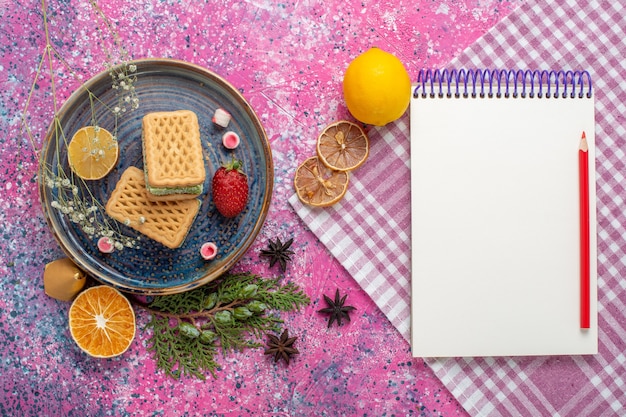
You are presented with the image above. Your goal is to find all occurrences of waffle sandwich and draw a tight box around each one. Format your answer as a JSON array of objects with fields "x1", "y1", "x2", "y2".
[
  {"x1": 105, "y1": 166, "x2": 200, "y2": 249},
  {"x1": 142, "y1": 110, "x2": 206, "y2": 201}
]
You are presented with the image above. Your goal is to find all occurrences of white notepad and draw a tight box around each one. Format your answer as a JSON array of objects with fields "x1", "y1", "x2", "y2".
[{"x1": 410, "y1": 69, "x2": 598, "y2": 357}]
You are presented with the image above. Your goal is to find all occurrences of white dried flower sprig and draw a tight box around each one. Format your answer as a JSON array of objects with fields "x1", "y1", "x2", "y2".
[
  {"x1": 42, "y1": 59, "x2": 142, "y2": 251},
  {"x1": 44, "y1": 170, "x2": 140, "y2": 250},
  {"x1": 24, "y1": 1, "x2": 143, "y2": 251},
  {"x1": 106, "y1": 62, "x2": 139, "y2": 116}
]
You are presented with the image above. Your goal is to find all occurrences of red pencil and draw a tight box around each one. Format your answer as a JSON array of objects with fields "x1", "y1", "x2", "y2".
[{"x1": 579, "y1": 131, "x2": 590, "y2": 329}]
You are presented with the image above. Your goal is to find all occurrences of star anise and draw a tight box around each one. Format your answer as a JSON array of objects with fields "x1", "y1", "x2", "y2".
[
  {"x1": 318, "y1": 289, "x2": 356, "y2": 328},
  {"x1": 260, "y1": 237, "x2": 294, "y2": 272},
  {"x1": 264, "y1": 328, "x2": 299, "y2": 365}
]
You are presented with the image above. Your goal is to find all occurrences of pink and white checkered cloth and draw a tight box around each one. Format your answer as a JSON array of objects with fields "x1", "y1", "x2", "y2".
[{"x1": 291, "y1": 0, "x2": 626, "y2": 415}]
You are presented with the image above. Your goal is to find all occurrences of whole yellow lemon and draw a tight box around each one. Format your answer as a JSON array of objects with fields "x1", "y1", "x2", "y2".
[{"x1": 342, "y1": 47, "x2": 411, "y2": 126}]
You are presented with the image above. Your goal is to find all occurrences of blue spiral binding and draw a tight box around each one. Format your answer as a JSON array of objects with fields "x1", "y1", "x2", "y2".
[{"x1": 413, "y1": 69, "x2": 593, "y2": 99}]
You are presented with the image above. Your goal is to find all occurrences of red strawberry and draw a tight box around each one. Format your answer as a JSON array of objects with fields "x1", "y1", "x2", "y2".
[{"x1": 211, "y1": 159, "x2": 249, "y2": 218}]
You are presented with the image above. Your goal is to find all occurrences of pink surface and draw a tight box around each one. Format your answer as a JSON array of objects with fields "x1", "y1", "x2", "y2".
[{"x1": 0, "y1": 0, "x2": 520, "y2": 415}]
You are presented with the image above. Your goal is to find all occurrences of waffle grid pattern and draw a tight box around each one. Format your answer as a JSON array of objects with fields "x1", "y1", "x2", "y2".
[
  {"x1": 105, "y1": 167, "x2": 200, "y2": 249},
  {"x1": 142, "y1": 110, "x2": 205, "y2": 188}
]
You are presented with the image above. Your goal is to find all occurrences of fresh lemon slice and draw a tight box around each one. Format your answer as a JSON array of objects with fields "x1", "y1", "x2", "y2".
[
  {"x1": 68, "y1": 286, "x2": 136, "y2": 358},
  {"x1": 294, "y1": 156, "x2": 350, "y2": 207},
  {"x1": 67, "y1": 126, "x2": 118, "y2": 180},
  {"x1": 316, "y1": 120, "x2": 369, "y2": 171}
]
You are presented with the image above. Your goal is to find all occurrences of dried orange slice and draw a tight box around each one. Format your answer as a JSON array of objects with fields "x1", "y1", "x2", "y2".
[
  {"x1": 67, "y1": 126, "x2": 118, "y2": 180},
  {"x1": 294, "y1": 156, "x2": 350, "y2": 207},
  {"x1": 68, "y1": 285, "x2": 136, "y2": 358},
  {"x1": 316, "y1": 120, "x2": 369, "y2": 171}
]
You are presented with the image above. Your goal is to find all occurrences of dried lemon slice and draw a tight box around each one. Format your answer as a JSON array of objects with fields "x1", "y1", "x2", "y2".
[
  {"x1": 294, "y1": 156, "x2": 349, "y2": 207},
  {"x1": 67, "y1": 126, "x2": 118, "y2": 180},
  {"x1": 316, "y1": 120, "x2": 369, "y2": 171},
  {"x1": 68, "y1": 286, "x2": 136, "y2": 358}
]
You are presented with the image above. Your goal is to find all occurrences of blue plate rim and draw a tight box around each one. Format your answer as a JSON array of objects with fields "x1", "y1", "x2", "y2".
[{"x1": 39, "y1": 58, "x2": 274, "y2": 295}]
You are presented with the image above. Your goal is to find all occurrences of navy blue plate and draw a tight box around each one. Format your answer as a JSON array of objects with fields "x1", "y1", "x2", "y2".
[{"x1": 40, "y1": 59, "x2": 273, "y2": 295}]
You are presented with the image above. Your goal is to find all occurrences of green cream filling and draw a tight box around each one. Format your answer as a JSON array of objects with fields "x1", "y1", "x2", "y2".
[{"x1": 145, "y1": 182, "x2": 203, "y2": 196}]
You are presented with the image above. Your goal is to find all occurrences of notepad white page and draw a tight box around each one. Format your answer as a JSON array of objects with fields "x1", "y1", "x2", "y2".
[{"x1": 410, "y1": 89, "x2": 598, "y2": 357}]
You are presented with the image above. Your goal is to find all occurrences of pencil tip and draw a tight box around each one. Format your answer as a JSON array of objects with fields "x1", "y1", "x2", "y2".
[{"x1": 579, "y1": 132, "x2": 589, "y2": 151}]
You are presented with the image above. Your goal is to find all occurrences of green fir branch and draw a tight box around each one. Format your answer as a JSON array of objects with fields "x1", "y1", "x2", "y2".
[
  {"x1": 258, "y1": 280, "x2": 311, "y2": 311},
  {"x1": 146, "y1": 316, "x2": 219, "y2": 380},
  {"x1": 141, "y1": 273, "x2": 310, "y2": 380}
]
